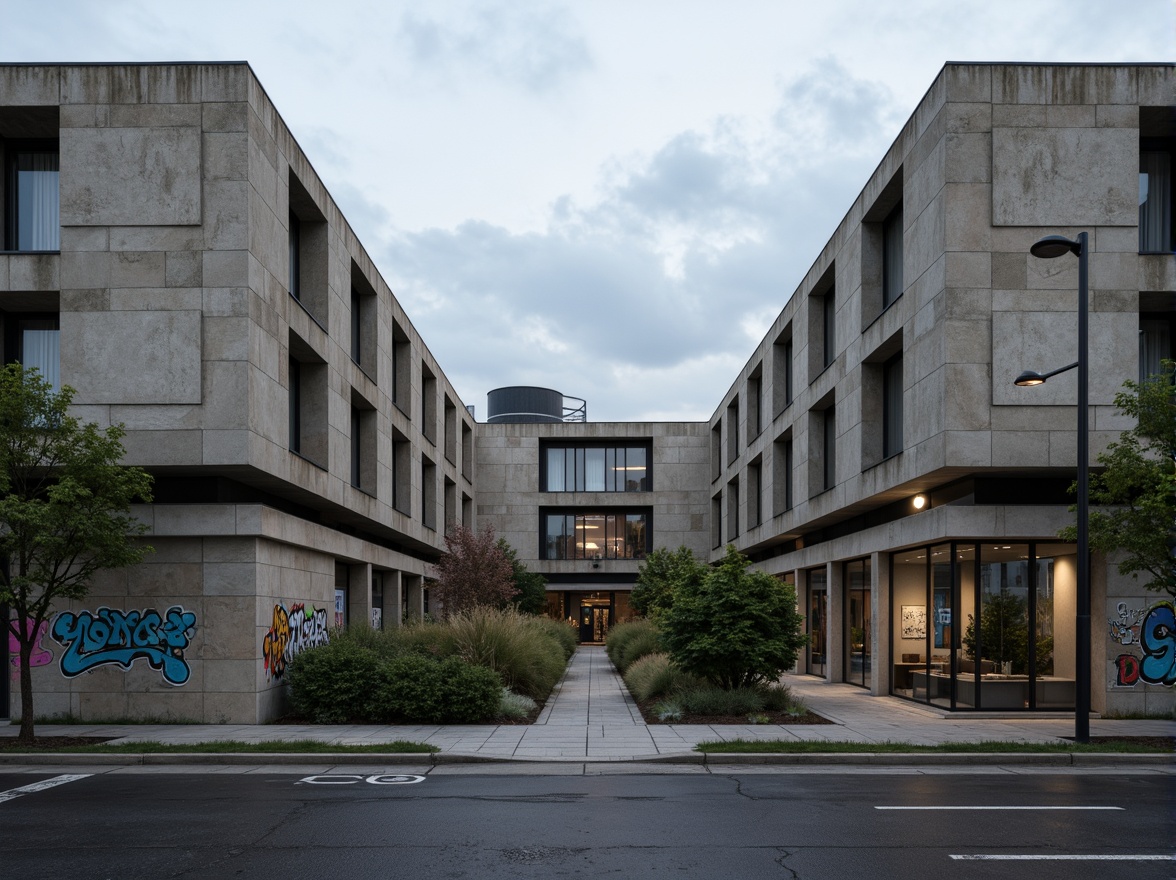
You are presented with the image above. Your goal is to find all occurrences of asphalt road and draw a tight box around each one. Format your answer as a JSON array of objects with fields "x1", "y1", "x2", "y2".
[{"x1": 2, "y1": 769, "x2": 1173, "y2": 879}]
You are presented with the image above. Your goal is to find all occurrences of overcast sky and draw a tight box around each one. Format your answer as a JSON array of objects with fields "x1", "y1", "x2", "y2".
[{"x1": 4, "y1": 1, "x2": 1173, "y2": 421}]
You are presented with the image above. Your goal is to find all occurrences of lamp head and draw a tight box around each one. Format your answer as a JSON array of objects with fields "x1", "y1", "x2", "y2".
[
  {"x1": 1030, "y1": 234, "x2": 1081, "y2": 259},
  {"x1": 912, "y1": 494, "x2": 927, "y2": 510},
  {"x1": 1014, "y1": 370, "x2": 1047, "y2": 387}
]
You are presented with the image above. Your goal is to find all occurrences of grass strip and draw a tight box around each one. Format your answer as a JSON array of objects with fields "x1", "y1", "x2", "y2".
[
  {"x1": 696, "y1": 738, "x2": 1170, "y2": 754},
  {"x1": 17, "y1": 739, "x2": 439, "y2": 755}
]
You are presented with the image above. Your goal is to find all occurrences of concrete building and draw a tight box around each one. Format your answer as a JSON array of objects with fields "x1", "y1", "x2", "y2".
[{"x1": 1, "y1": 61, "x2": 1172, "y2": 722}]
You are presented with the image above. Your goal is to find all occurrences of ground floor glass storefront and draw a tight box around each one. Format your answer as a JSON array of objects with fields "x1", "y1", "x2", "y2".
[
  {"x1": 544, "y1": 590, "x2": 634, "y2": 643},
  {"x1": 890, "y1": 542, "x2": 1076, "y2": 710}
]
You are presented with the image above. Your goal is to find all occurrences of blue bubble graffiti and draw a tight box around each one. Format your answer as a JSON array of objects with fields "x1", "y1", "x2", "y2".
[
  {"x1": 51, "y1": 606, "x2": 198, "y2": 686},
  {"x1": 1139, "y1": 602, "x2": 1176, "y2": 687}
]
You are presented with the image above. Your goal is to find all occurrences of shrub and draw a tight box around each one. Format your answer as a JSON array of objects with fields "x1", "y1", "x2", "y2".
[
  {"x1": 383, "y1": 620, "x2": 455, "y2": 659},
  {"x1": 631, "y1": 546, "x2": 705, "y2": 622},
  {"x1": 446, "y1": 607, "x2": 567, "y2": 700},
  {"x1": 605, "y1": 619, "x2": 661, "y2": 673},
  {"x1": 623, "y1": 652, "x2": 704, "y2": 703},
  {"x1": 760, "y1": 683, "x2": 795, "y2": 712},
  {"x1": 287, "y1": 638, "x2": 382, "y2": 723},
  {"x1": 525, "y1": 615, "x2": 578, "y2": 661},
  {"x1": 498, "y1": 688, "x2": 538, "y2": 721},
  {"x1": 661, "y1": 545, "x2": 807, "y2": 689},
  {"x1": 369, "y1": 654, "x2": 501, "y2": 723},
  {"x1": 677, "y1": 685, "x2": 766, "y2": 717}
]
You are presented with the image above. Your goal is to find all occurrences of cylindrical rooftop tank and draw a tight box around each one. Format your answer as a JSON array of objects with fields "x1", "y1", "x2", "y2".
[{"x1": 486, "y1": 386, "x2": 567, "y2": 424}]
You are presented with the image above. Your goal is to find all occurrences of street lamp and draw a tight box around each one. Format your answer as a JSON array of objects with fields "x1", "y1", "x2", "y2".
[{"x1": 1018, "y1": 231, "x2": 1090, "y2": 742}]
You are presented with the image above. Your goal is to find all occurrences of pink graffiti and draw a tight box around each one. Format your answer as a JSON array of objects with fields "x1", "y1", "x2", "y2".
[{"x1": 8, "y1": 620, "x2": 54, "y2": 668}]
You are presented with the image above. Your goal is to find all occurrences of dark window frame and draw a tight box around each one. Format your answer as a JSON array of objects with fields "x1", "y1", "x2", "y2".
[
  {"x1": 540, "y1": 440, "x2": 653, "y2": 492},
  {"x1": 539, "y1": 507, "x2": 653, "y2": 561},
  {"x1": 4, "y1": 138, "x2": 60, "y2": 252}
]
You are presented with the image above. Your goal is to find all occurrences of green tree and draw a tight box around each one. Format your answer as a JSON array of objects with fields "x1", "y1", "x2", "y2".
[
  {"x1": 631, "y1": 545, "x2": 704, "y2": 622},
  {"x1": 660, "y1": 545, "x2": 807, "y2": 689},
  {"x1": 433, "y1": 525, "x2": 517, "y2": 618},
  {"x1": 497, "y1": 538, "x2": 547, "y2": 615},
  {"x1": 1061, "y1": 360, "x2": 1176, "y2": 597},
  {"x1": 0, "y1": 365, "x2": 153, "y2": 743}
]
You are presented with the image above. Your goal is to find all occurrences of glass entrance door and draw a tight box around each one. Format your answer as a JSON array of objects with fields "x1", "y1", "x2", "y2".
[
  {"x1": 808, "y1": 569, "x2": 827, "y2": 678},
  {"x1": 844, "y1": 558, "x2": 871, "y2": 688}
]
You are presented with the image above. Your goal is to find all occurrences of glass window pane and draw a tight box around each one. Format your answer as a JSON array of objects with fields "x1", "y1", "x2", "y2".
[
  {"x1": 1034, "y1": 543, "x2": 1076, "y2": 708},
  {"x1": 972, "y1": 544, "x2": 1029, "y2": 709},
  {"x1": 15, "y1": 151, "x2": 60, "y2": 251},
  {"x1": 605, "y1": 447, "x2": 616, "y2": 492},
  {"x1": 626, "y1": 513, "x2": 647, "y2": 559},
  {"x1": 19, "y1": 318, "x2": 60, "y2": 393},
  {"x1": 585, "y1": 448, "x2": 605, "y2": 491},
  {"x1": 546, "y1": 448, "x2": 565, "y2": 491},
  {"x1": 579, "y1": 514, "x2": 605, "y2": 559},
  {"x1": 574, "y1": 448, "x2": 585, "y2": 492},
  {"x1": 625, "y1": 447, "x2": 647, "y2": 491}
]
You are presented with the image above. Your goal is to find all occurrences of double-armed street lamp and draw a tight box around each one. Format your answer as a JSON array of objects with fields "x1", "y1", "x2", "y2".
[{"x1": 1014, "y1": 231, "x2": 1090, "y2": 743}]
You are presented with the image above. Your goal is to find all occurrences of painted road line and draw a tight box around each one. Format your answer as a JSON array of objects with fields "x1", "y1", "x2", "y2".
[
  {"x1": 0, "y1": 774, "x2": 92, "y2": 805},
  {"x1": 297, "y1": 775, "x2": 426, "y2": 785},
  {"x1": 951, "y1": 855, "x2": 1174, "y2": 861},
  {"x1": 877, "y1": 805, "x2": 1123, "y2": 811}
]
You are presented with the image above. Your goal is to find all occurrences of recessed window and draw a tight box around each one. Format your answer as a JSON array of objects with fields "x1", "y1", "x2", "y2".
[
  {"x1": 726, "y1": 477, "x2": 739, "y2": 542},
  {"x1": 883, "y1": 353, "x2": 904, "y2": 459},
  {"x1": 542, "y1": 442, "x2": 651, "y2": 492},
  {"x1": 422, "y1": 362, "x2": 437, "y2": 444},
  {"x1": 772, "y1": 327, "x2": 793, "y2": 417},
  {"x1": 1139, "y1": 121, "x2": 1174, "y2": 253},
  {"x1": 747, "y1": 365, "x2": 762, "y2": 439},
  {"x1": 391, "y1": 428, "x2": 411, "y2": 515},
  {"x1": 726, "y1": 397, "x2": 739, "y2": 465},
  {"x1": 822, "y1": 406, "x2": 837, "y2": 492},
  {"x1": 882, "y1": 204, "x2": 904, "y2": 308},
  {"x1": 773, "y1": 434, "x2": 793, "y2": 515},
  {"x1": 8, "y1": 314, "x2": 60, "y2": 392},
  {"x1": 422, "y1": 455, "x2": 437, "y2": 530},
  {"x1": 350, "y1": 398, "x2": 376, "y2": 494},
  {"x1": 542, "y1": 509, "x2": 651, "y2": 560},
  {"x1": 748, "y1": 457, "x2": 763, "y2": 529},
  {"x1": 5, "y1": 142, "x2": 59, "y2": 251},
  {"x1": 288, "y1": 339, "x2": 327, "y2": 466},
  {"x1": 288, "y1": 172, "x2": 328, "y2": 326}
]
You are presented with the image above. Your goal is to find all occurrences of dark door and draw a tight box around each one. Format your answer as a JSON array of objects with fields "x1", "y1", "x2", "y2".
[{"x1": 579, "y1": 605, "x2": 594, "y2": 643}]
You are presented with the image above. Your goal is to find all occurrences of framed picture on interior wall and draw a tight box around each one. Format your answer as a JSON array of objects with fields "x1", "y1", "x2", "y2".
[{"x1": 901, "y1": 605, "x2": 927, "y2": 640}]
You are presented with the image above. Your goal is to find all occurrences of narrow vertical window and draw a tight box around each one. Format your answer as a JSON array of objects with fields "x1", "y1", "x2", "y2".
[
  {"x1": 823, "y1": 292, "x2": 836, "y2": 368},
  {"x1": 350, "y1": 406, "x2": 361, "y2": 487},
  {"x1": 288, "y1": 212, "x2": 301, "y2": 299},
  {"x1": 6, "y1": 145, "x2": 59, "y2": 251},
  {"x1": 288, "y1": 356, "x2": 301, "y2": 454},
  {"x1": 15, "y1": 316, "x2": 60, "y2": 392},
  {"x1": 823, "y1": 406, "x2": 836, "y2": 491},
  {"x1": 350, "y1": 287, "x2": 362, "y2": 364},
  {"x1": 883, "y1": 353, "x2": 904, "y2": 458},
  {"x1": 882, "y1": 204, "x2": 904, "y2": 307},
  {"x1": 1140, "y1": 148, "x2": 1173, "y2": 253}
]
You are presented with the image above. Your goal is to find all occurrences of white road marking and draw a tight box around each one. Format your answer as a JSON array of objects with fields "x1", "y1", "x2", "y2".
[
  {"x1": 877, "y1": 805, "x2": 1123, "y2": 810},
  {"x1": 297, "y1": 774, "x2": 425, "y2": 785},
  {"x1": 0, "y1": 774, "x2": 92, "y2": 805},
  {"x1": 951, "y1": 855, "x2": 1174, "y2": 861}
]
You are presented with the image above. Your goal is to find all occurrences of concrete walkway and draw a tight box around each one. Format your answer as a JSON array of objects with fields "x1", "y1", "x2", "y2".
[{"x1": 2, "y1": 646, "x2": 1173, "y2": 762}]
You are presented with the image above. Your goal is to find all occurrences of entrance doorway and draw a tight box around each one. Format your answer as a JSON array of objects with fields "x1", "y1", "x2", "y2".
[
  {"x1": 579, "y1": 605, "x2": 610, "y2": 643},
  {"x1": 808, "y1": 569, "x2": 827, "y2": 678}
]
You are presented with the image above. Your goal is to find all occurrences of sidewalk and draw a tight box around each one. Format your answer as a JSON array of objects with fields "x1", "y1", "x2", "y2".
[{"x1": 2, "y1": 646, "x2": 1173, "y2": 762}]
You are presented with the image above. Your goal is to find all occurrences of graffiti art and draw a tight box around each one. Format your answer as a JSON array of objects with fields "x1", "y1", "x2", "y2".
[
  {"x1": 51, "y1": 606, "x2": 198, "y2": 686},
  {"x1": 262, "y1": 602, "x2": 329, "y2": 682}
]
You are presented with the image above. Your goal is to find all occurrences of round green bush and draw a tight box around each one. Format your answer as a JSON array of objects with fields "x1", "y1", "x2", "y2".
[
  {"x1": 369, "y1": 654, "x2": 501, "y2": 723},
  {"x1": 605, "y1": 619, "x2": 661, "y2": 672},
  {"x1": 287, "y1": 638, "x2": 382, "y2": 723}
]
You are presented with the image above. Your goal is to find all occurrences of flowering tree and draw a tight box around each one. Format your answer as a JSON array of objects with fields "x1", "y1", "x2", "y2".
[{"x1": 433, "y1": 525, "x2": 517, "y2": 617}]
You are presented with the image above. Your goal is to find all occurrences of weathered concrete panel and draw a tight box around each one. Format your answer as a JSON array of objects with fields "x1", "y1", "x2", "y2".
[
  {"x1": 992, "y1": 127, "x2": 1137, "y2": 226},
  {"x1": 63, "y1": 310, "x2": 202, "y2": 404},
  {"x1": 61, "y1": 127, "x2": 202, "y2": 225}
]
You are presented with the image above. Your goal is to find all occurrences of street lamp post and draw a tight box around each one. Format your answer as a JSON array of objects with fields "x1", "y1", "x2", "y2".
[{"x1": 1016, "y1": 231, "x2": 1090, "y2": 743}]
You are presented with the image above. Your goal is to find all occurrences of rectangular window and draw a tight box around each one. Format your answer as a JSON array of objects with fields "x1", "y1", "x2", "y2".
[
  {"x1": 392, "y1": 430, "x2": 411, "y2": 515},
  {"x1": 823, "y1": 406, "x2": 836, "y2": 491},
  {"x1": 711, "y1": 495, "x2": 722, "y2": 550},
  {"x1": 350, "y1": 286, "x2": 362, "y2": 365},
  {"x1": 12, "y1": 315, "x2": 60, "y2": 392},
  {"x1": 748, "y1": 366, "x2": 762, "y2": 439},
  {"x1": 391, "y1": 321, "x2": 410, "y2": 412},
  {"x1": 422, "y1": 363, "x2": 437, "y2": 444},
  {"x1": 882, "y1": 204, "x2": 904, "y2": 307},
  {"x1": 1140, "y1": 144, "x2": 1174, "y2": 253},
  {"x1": 726, "y1": 397, "x2": 739, "y2": 465},
  {"x1": 823, "y1": 291, "x2": 836, "y2": 369},
  {"x1": 350, "y1": 402, "x2": 376, "y2": 493},
  {"x1": 5, "y1": 143, "x2": 59, "y2": 251},
  {"x1": 350, "y1": 406, "x2": 361, "y2": 487},
  {"x1": 422, "y1": 455, "x2": 437, "y2": 530},
  {"x1": 772, "y1": 328, "x2": 793, "y2": 416},
  {"x1": 541, "y1": 442, "x2": 651, "y2": 492},
  {"x1": 748, "y1": 458, "x2": 762, "y2": 529},
  {"x1": 726, "y1": 478, "x2": 739, "y2": 542},
  {"x1": 288, "y1": 212, "x2": 301, "y2": 300},
  {"x1": 883, "y1": 353, "x2": 903, "y2": 458},
  {"x1": 288, "y1": 355, "x2": 301, "y2": 455},
  {"x1": 541, "y1": 509, "x2": 651, "y2": 560},
  {"x1": 1140, "y1": 314, "x2": 1174, "y2": 382}
]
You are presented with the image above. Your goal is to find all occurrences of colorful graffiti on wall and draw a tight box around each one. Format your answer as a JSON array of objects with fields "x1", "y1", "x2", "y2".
[
  {"x1": 1108, "y1": 600, "x2": 1176, "y2": 688},
  {"x1": 51, "y1": 606, "x2": 198, "y2": 686},
  {"x1": 262, "y1": 602, "x2": 330, "y2": 682},
  {"x1": 7, "y1": 620, "x2": 54, "y2": 678}
]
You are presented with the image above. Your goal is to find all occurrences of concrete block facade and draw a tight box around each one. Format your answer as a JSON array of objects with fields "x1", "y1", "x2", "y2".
[{"x1": 1, "y1": 61, "x2": 1172, "y2": 721}]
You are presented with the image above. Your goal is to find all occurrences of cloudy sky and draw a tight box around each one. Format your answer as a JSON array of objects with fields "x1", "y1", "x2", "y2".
[{"x1": 4, "y1": 1, "x2": 1172, "y2": 421}]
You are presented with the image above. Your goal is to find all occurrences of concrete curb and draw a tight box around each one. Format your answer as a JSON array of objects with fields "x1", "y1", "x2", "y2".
[{"x1": 0, "y1": 750, "x2": 1170, "y2": 767}]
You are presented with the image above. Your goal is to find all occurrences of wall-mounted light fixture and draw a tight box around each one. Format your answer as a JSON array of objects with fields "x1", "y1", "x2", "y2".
[{"x1": 912, "y1": 493, "x2": 927, "y2": 510}]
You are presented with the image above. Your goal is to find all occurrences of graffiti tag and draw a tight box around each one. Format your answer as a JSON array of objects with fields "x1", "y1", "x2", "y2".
[
  {"x1": 262, "y1": 603, "x2": 329, "y2": 682},
  {"x1": 1108, "y1": 601, "x2": 1147, "y2": 646},
  {"x1": 51, "y1": 606, "x2": 198, "y2": 686},
  {"x1": 8, "y1": 620, "x2": 54, "y2": 670}
]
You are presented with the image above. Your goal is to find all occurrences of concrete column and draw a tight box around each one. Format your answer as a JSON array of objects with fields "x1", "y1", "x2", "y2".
[
  {"x1": 871, "y1": 551, "x2": 889, "y2": 696},
  {"x1": 827, "y1": 560, "x2": 844, "y2": 684},
  {"x1": 348, "y1": 562, "x2": 372, "y2": 629},
  {"x1": 404, "y1": 574, "x2": 425, "y2": 623},
  {"x1": 387, "y1": 570, "x2": 403, "y2": 628}
]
